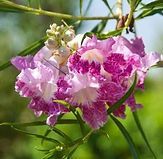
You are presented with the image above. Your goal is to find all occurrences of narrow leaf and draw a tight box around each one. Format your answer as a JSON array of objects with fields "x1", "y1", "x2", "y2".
[
  {"x1": 137, "y1": 1, "x2": 163, "y2": 19},
  {"x1": 11, "y1": 126, "x2": 62, "y2": 144},
  {"x1": 98, "y1": 128, "x2": 110, "y2": 141},
  {"x1": 133, "y1": 111, "x2": 157, "y2": 159},
  {"x1": 0, "y1": 36, "x2": 47, "y2": 71},
  {"x1": 57, "y1": 119, "x2": 79, "y2": 124},
  {"x1": 91, "y1": 20, "x2": 108, "y2": 33},
  {"x1": 0, "y1": 119, "x2": 78, "y2": 127},
  {"x1": 0, "y1": 121, "x2": 46, "y2": 127},
  {"x1": 141, "y1": 1, "x2": 163, "y2": 9},
  {"x1": 81, "y1": 32, "x2": 93, "y2": 45},
  {"x1": 111, "y1": 115, "x2": 139, "y2": 159},
  {"x1": 135, "y1": 0, "x2": 142, "y2": 8},
  {"x1": 107, "y1": 74, "x2": 137, "y2": 114},
  {"x1": 101, "y1": 0, "x2": 114, "y2": 16},
  {"x1": 137, "y1": 8, "x2": 163, "y2": 19},
  {"x1": 41, "y1": 129, "x2": 52, "y2": 144},
  {"x1": 51, "y1": 127, "x2": 72, "y2": 143},
  {"x1": 66, "y1": 146, "x2": 78, "y2": 159},
  {"x1": 97, "y1": 28, "x2": 123, "y2": 40}
]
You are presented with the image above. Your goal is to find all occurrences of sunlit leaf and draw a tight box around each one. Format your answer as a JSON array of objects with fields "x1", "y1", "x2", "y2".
[
  {"x1": 137, "y1": 8, "x2": 163, "y2": 19},
  {"x1": 111, "y1": 115, "x2": 139, "y2": 159},
  {"x1": 141, "y1": 0, "x2": 163, "y2": 9},
  {"x1": 107, "y1": 74, "x2": 137, "y2": 114},
  {"x1": 0, "y1": 36, "x2": 47, "y2": 71},
  {"x1": 135, "y1": 0, "x2": 142, "y2": 8},
  {"x1": 137, "y1": 1, "x2": 163, "y2": 19},
  {"x1": 133, "y1": 111, "x2": 157, "y2": 159}
]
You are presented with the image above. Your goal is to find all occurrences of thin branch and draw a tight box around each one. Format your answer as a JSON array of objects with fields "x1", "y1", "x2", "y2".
[{"x1": 0, "y1": 1, "x2": 118, "y2": 21}]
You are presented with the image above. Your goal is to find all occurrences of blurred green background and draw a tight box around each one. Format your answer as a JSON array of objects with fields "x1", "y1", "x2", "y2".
[{"x1": 0, "y1": 0, "x2": 163, "y2": 159}]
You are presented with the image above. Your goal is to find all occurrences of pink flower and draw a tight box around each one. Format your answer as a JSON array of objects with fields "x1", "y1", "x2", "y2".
[
  {"x1": 11, "y1": 34, "x2": 162, "y2": 129},
  {"x1": 67, "y1": 35, "x2": 161, "y2": 129},
  {"x1": 11, "y1": 47, "x2": 68, "y2": 126}
]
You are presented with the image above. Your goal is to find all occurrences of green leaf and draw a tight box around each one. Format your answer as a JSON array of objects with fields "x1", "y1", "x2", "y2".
[
  {"x1": 111, "y1": 115, "x2": 139, "y2": 159},
  {"x1": 57, "y1": 119, "x2": 79, "y2": 125},
  {"x1": 0, "y1": 119, "x2": 79, "y2": 127},
  {"x1": 0, "y1": 36, "x2": 47, "y2": 71},
  {"x1": 137, "y1": 8, "x2": 163, "y2": 19},
  {"x1": 11, "y1": 126, "x2": 62, "y2": 145},
  {"x1": 0, "y1": 121, "x2": 46, "y2": 127},
  {"x1": 98, "y1": 128, "x2": 110, "y2": 141},
  {"x1": 101, "y1": 0, "x2": 114, "y2": 16},
  {"x1": 107, "y1": 73, "x2": 137, "y2": 114},
  {"x1": 66, "y1": 146, "x2": 78, "y2": 159},
  {"x1": 137, "y1": 1, "x2": 163, "y2": 19},
  {"x1": 41, "y1": 129, "x2": 52, "y2": 145},
  {"x1": 102, "y1": 0, "x2": 115, "y2": 16},
  {"x1": 132, "y1": 111, "x2": 157, "y2": 159},
  {"x1": 81, "y1": 32, "x2": 93, "y2": 45},
  {"x1": 91, "y1": 20, "x2": 108, "y2": 33},
  {"x1": 81, "y1": 29, "x2": 123, "y2": 44},
  {"x1": 156, "y1": 61, "x2": 163, "y2": 67},
  {"x1": 141, "y1": 0, "x2": 163, "y2": 9},
  {"x1": 97, "y1": 28, "x2": 123, "y2": 40},
  {"x1": 135, "y1": 0, "x2": 142, "y2": 8},
  {"x1": 51, "y1": 127, "x2": 72, "y2": 143}
]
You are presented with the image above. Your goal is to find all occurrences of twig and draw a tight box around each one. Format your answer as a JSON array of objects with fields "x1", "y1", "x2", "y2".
[{"x1": 0, "y1": 1, "x2": 118, "y2": 21}]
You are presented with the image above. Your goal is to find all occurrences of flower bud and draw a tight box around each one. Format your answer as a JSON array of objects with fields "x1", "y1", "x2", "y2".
[
  {"x1": 63, "y1": 29, "x2": 75, "y2": 42},
  {"x1": 45, "y1": 38, "x2": 59, "y2": 50}
]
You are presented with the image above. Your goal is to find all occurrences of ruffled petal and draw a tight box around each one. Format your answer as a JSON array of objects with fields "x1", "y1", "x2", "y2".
[
  {"x1": 81, "y1": 102, "x2": 108, "y2": 129},
  {"x1": 11, "y1": 55, "x2": 35, "y2": 70}
]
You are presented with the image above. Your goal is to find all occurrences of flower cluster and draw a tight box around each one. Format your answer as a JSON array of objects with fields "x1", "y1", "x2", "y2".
[{"x1": 11, "y1": 23, "x2": 161, "y2": 129}]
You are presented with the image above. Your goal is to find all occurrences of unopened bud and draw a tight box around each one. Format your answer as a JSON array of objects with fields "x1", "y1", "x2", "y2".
[
  {"x1": 45, "y1": 38, "x2": 59, "y2": 50},
  {"x1": 64, "y1": 29, "x2": 75, "y2": 42}
]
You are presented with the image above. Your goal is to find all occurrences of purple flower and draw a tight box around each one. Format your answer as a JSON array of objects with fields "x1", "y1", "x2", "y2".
[
  {"x1": 11, "y1": 34, "x2": 162, "y2": 129},
  {"x1": 81, "y1": 101, "x2": 108, "y2": 129},
  {"x1": 67, "y1": 35, "x2": 161, "y2": 129},
  {"x1": 11, "y1": 47, "x2": 68, "y2": 126}
]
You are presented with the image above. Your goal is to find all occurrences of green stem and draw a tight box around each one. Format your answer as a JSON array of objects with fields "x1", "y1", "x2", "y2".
[
  {"x1": 0, "y1": 1, "x2": 118, "y2": 21},
  {"x1": 69, "y1": 106, "x2": 86, "y2": 136},
  {"x1": 125, "y1": 0, "x2": 137, "y2": 28},
  {"x1": 67, "y1": 129, "x2": 94, "y2": 147}
]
